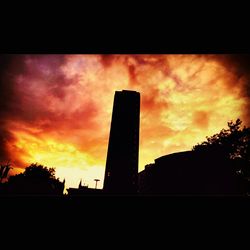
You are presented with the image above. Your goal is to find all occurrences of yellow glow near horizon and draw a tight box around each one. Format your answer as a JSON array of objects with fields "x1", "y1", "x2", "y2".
[{"x1": 10, "y1": 130, "x2": 104, "y2": 189}]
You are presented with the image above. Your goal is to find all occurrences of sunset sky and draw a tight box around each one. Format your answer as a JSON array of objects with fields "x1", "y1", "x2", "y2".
[{"x1": 0, "y1": 54, "x2": 250, "y2": 190}]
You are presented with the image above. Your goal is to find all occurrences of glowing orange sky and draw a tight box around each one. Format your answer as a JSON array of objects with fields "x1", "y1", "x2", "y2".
[{"x1": 2, "y1": 54, "x2": 249, "y2": 190}]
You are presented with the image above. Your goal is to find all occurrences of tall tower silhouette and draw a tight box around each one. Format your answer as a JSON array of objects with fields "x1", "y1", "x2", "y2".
[{"x1": 104, "y1": 90, "x2": 140, "y2": 194}]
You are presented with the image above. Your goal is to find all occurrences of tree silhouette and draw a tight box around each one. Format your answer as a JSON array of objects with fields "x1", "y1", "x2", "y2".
[
  {"x1": 6, "y1": 163, "x2": 65, "y2": 195},
  {"x1": 193, "y1": 119, "x2": 250, "y2": 178},
  {"x1": 21, "y1": 163, "x2": 56, "y2": 180}
]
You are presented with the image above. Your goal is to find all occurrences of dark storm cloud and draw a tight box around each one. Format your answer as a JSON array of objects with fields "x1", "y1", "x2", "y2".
[
  {"x1": 225, "y1": 55, "x2": 250, "y2": 76},
  {"x1": 4, "y1": 55, "x2": 73, "y2": 123},
  {"x1": 217, "y1": 54, "x2": 250, "y2": 124},
  {"x1": 0, "y1": 55, "x2": 25, "y2": 117},
  {"x1": 0, "y1": 55, "x2": 69, "y2": 120},
  {"x1": 0, "y1": 55, "x2": 25, "y2": 163},
  {"x1": 0, "y1": 54, "x2": 70, "y2": 164},
  {"x1": 229, "y1": 55, "x2": 250, "y2": 96},
  {"x1": 20, "y1": 54, "x2": 70, "y2": 100},
  {"x1": 0, "y1": 126, "x2": 15, "y2": 163},
  {"x1": 215, "y1": 54, "x2": 250, "y2": 85}
]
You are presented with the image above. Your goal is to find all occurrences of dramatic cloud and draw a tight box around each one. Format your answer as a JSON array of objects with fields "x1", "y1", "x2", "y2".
[{"x1": 0, "y1": 54, "x2": 249, "y2": 189}]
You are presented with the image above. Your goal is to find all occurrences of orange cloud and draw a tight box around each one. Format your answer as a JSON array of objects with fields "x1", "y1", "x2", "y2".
[
  {"x1": 192, "y1": 111, "x2": 209, "y2": 129},
  {"x1": 0, "y1": 54, "x2": 248, "y2": 189}
]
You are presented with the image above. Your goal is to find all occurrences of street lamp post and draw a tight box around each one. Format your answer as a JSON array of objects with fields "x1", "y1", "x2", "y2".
[{"x1": 94, "y1": 179, "x2": 100, "y2": 189}]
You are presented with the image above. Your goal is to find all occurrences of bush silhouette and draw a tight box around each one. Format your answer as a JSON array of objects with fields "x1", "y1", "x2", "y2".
[{"x1": 6, "y1": 163, "x2": 64, "y2": 195}]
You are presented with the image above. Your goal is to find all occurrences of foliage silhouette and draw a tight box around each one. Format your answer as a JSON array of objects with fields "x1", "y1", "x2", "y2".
[
  {"x1": 193, "y1": 119, "x2": 250, "y2": 179},
  {"x1": 5, "y1": 163, "x2": 65, "y2": 195},
  {"x1": 21, "y1": 163, "x2": 56, "y2": 180}
]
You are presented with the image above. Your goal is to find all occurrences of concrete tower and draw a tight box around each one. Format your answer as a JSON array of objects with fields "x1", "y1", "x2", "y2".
[{"x1": 104, "y1": 90, "x2": 140, "y2": 194}]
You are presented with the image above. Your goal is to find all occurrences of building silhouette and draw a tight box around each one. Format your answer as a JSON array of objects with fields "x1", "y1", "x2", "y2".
[
  {"x1": 67, "y1": 180, "x2": 103, "y2": 196},
  {"x1": 138, "y1": 151, "x2": 246, "y2": 195},
  {"x1": 103, "y1": 90, "x2": 140, "y2": 194}
]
